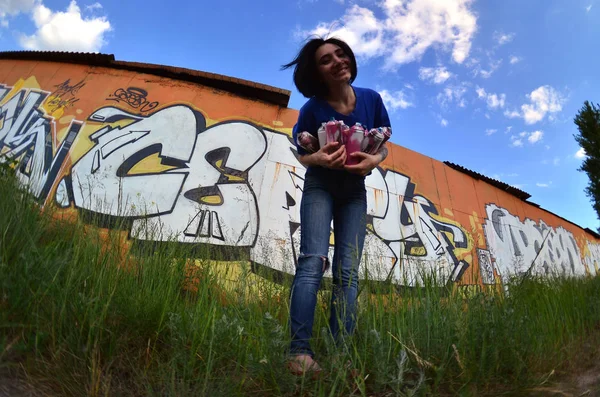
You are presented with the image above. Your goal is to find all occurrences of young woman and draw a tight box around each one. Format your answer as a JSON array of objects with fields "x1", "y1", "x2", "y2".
[{"x1": 282, "y1": 37, "x2": 391, "y2": 375}]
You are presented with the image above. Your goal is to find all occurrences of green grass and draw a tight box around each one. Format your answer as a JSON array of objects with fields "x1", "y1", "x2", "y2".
[{"x1": 1, "y1": 164, "x2": 599, "y2": 396}]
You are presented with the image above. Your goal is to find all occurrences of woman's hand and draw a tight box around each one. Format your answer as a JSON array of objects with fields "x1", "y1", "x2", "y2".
[
  {"x1": 344, "y1": 151, "x2": 382, "y2": 176},
  {"x1": 299, "y1": 142, "x2": 346, "y2": 169}
]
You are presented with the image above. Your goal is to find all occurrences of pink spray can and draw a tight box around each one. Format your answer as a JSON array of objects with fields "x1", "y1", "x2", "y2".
[
  {"x1": 325, "y1": 119, "x2": 341, "y2": 144},
  {"x1": 340, "y1": 121, "x2": 351, "y2": 145},
  {"x1": 379, "y1": 126, "x2": 392, "y2": 145},
  {"x1": 366, "y1": 128, "x2": 385, "y2": 154},
  {"x1": 345, "y1": 122, "x2": 366, "y2": 165},
  {"x1": 360, "y1": 129, "x2": 375, "y2": 153},
  {"x1": 297, "y1": 131, "x2": 319, "y2": 153}
]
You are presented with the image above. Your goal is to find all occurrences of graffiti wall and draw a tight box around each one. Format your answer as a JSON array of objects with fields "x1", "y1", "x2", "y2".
[{"x1": 0, "y1": 58, "x2": 598, "y2": 288}]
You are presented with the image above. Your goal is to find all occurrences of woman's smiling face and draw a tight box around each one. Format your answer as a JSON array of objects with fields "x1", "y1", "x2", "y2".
[{"x1": 315, "y1": 43, "x2": 352, "y2": 88}]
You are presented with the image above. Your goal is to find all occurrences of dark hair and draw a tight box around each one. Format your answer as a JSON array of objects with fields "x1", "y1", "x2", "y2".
[{"x1": 281, "y1": 36, "x2": 357, "y2": 99}]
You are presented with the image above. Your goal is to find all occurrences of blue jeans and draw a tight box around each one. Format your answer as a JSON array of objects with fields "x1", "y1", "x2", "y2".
[{"x1": 288, "y1": 169, "x2": 367, "y2": 358}]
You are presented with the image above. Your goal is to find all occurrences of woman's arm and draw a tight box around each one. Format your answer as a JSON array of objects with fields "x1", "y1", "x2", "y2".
[
  {"x1": 298, "y1": 142, "x2": 347, "y2": 169},
  {"x1": 376, "y1": 144, "x2": 388, "y2": 163}
]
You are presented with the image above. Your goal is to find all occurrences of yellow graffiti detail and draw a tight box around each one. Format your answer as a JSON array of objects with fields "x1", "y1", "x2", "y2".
[
  {"x1": 59, "y1": 115, "x2": 75, "y2": 125},
  {"x1": 410, "y1": 246, "x2": 426, "y2": 256},
  {"x1": 429, "y1": 211, "x2": 473, "y2": 252},
  {"x1": 201, "y1": 195, "x2": 223, "y2": 205},
  {"x1": 67, "y1": 119, "x2": 140, "y2": 166},
  {"x1": 469, "y1": 215, "x2": 476, "y2": 233},
  {"x1": 1, "y1": 77, "x2": 42, "y2": 107},
  {"x1": 127, "y1": 152, "x2": 179, "y2": 175},
  {"x1": 213, "y1": 159, "x2": 244, "y2": 182},
  {"x1": 44, "y1": 97, "x2": 65, "y2": 120}
]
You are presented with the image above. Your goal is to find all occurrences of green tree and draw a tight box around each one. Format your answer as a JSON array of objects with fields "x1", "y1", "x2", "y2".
[{"x1": 573, "y1": 101, "x2": 600, "y2": 230}]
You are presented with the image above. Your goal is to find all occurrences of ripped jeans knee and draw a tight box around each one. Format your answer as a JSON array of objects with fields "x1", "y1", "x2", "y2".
[{"x1": 297, "y1": 253, "x2": 330, "y2": 275}]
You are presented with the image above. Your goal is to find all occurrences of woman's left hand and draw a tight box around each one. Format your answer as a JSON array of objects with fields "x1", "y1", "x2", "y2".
[{"x1": 344, "y1": 152, "x2": 382, "y2": 176}]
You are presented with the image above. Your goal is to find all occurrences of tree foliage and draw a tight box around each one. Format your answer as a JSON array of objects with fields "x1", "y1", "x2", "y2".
[{"x1": 573, "y1": 101, "x2": 600, "y2": 229}]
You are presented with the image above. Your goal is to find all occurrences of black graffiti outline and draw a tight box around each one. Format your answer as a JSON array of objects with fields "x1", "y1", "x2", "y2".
[
  {"x1": 106, "y1": 87, "x2": 159, "y2": 113},
  {"x1": 67, "y1": 104, "x2": 206, "y2": 233},
  {"x1": 482, "y1": 202, "x2": 582, "y2": 276},
  {"x1": 181, "y1": 120, "x2": 268, "y2": 247},
  {"x1": 53, "y1": 78, "x2": 86, "y2": 97},
  {"x1": 48, "y1": 78, "x2": 86, "y2": 113},
  {"x1": 363, "y1": 168, "x2": 470, "y2": 283},
  {"x1": 0, "y1": 85, "x2": 82, "y2": 203}
]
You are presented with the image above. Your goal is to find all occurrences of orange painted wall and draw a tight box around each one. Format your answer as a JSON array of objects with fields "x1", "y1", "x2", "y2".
[{"x1": 0, "y1": 59, "x2": 598, "y2": 287}]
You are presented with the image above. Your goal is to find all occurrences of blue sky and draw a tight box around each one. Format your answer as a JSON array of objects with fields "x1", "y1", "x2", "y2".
[{"x1": 1, "y1": 0, "x2": 598, "y2": 230}]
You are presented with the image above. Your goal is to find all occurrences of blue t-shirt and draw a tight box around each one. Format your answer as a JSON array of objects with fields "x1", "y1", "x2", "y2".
[{"x1": 292, "y1": 85, "x2": 391, "y2": 178}]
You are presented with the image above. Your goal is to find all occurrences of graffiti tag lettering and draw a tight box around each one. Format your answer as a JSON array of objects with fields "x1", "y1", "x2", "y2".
[
  {"x1": 483, "y1": 204, "x2": 588, "y2": 278},
  {"x1": 0, "y1": 84, "x2": 80, "y2": 200},
  {"x1": 107, "y1": 87, "x2": 159, "y2": 113}
]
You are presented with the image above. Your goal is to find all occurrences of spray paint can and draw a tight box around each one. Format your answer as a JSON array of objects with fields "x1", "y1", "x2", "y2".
[
  {"x1": 380, "y1": 126, "x2": 392, "y2": 145},
  {"x1": 297, "y1": 131, "x2": 319, "y2": 153},
  {"x1": 340, "y1": 121, "x2": 351, "y2": 145},
  {"x1": 365, "y1": 128, "x2": 385, "y2": 154},
  {"x1": 346, "y1": 122, "x2": 366, "y2": 165},
  {"x1": 361, "y1": 129, "x2": 378, "y2": 154},
  {"x1": 325, "y1": 119, "x2": 341, "y2": 144}
]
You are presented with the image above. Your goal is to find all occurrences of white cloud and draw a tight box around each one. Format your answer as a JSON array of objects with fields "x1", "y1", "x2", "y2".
[
  {"x1": 0, "y1": 0, "x2": 37, "y2": 25},
  {"x1": 504, "y1": 85, "x2": 565, "y2": 125},
  {"x1": 404, "y1": 83, "x2": 415, "y2": 90},
  {"x1": 477, "y1": 59, "x2": 502, "y2": 79},
  {"x1": 485, "y1": 128, "x2": 497, "y2": 136},
  {"x1": 440, "y1": 118, "x2": 449, "y2": 127},
  {"x1": 575, "y1": 147, "x2": 587, "y2": 159},
  {"x1": 379, "y1": 89, "x2": 414, "y2": 111},
  {"x1": 510, "y1": 135, "x2": 523, "y2": 147},
  {"x1": 504, "y1": 109, "x2": 521, "y2": 118},
  {"x1": 302, "y1": 5, "x2": 384, "y2": 58},
  {"x1": 536, "y1": 182, "x2": 552, "y2": 188},
  {"x1": 553, "y1": 157, "x2": 560, "y2": 166},
  {"x1": 476, "y1": 86, "x2": 506, "y2": 109},
  {"x1": 19, "y1": 1, "x2": 111, "y2": 52},
  {"x1": 505, "y1": 126, "x2": 512, "y2": 133},
  {"x1": 437, "y1": 82, "x2": 469, "y2": 108},
  {"x1": 528, "y1": 130, "x2": 543, "y2": 143},
  {"x1": 302, "y1": 0, "x2": 478, "y2": 68},
  {"x1": 509, "y1": 55, "x2": 522, "y2": 64},
  {"x1": 487, "y1": 93, "x2": 506, "y2": 109},
  {"x1": 419, "y1": 66, "x2": 452, "y2": 84},
  {"x1": 86, "y1": 2, "x2": 102, "y2": 11},
  {"x1": 493, "y1": 31, "x2": 515, "y2": 45},
  {"x1": 586, "y1": 4, "x2": 593, "y2": 12},
  {"x1": 514, "y1": 130, "x2": 543, "y2": 145},
  {"x1": 545, "y1": 145, "x2": 550, "y2": 150}
]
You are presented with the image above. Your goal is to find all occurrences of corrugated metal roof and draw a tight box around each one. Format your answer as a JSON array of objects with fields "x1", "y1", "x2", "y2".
[
  {"x1": 585, "y1": 228, "x2": 600, "y2": 239},
  {"x1": 0, "y1": 51, "x2": 291, "y2": 107},
  {"x1": 444, "y1": 161, "x2": 599, "y2": 236},
  {"x1": 444, "y1": 161, "x2": 532, "y2": 200}
]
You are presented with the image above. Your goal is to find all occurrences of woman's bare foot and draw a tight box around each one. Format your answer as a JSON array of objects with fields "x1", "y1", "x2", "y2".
[{"x1": 287, "y1": 354, "x2": 323, "y2": 378}]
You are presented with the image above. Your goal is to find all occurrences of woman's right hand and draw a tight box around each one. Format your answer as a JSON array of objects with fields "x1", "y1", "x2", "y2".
[{"x1": 300, "y1": 142, "x2": 346, "y2": 169}]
